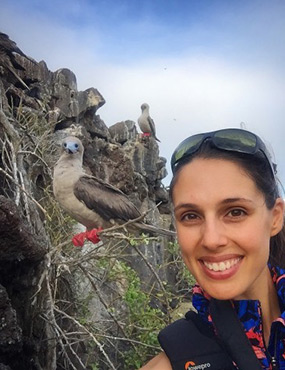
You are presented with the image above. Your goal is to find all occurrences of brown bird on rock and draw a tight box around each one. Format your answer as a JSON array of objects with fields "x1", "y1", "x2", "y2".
[
  {"x1": 137, "y1": 103, "x2": 161, "y2": 142},
  {"x1": 53, "y1": 136, "x2": 175, "y2": 245}
]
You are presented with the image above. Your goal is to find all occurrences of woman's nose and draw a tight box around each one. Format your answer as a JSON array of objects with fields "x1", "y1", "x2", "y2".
[{"x1": 201, "y1": 219, "x2": 227, "y2": 250}]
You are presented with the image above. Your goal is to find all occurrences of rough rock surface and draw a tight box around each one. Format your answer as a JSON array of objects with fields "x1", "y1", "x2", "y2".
[
  {"x1": 0, "y1": 32, "x2": 178, "y2": 369},
  {"x1": 0, "y1": 196, "x2": 46, "y2": 261}
]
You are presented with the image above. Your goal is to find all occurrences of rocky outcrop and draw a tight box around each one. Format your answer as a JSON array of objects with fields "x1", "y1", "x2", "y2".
[
  {"x1": 0, "y1": 196, "x2": 46, "y2": 261},
  {"x1": 0, "y1": 32, "x2": 181, "y2": 370}
]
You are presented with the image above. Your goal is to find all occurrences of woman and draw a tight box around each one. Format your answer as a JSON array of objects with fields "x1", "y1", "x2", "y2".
[{"x1": 140, "y1": 128, "x2": 285, "y2": 369}]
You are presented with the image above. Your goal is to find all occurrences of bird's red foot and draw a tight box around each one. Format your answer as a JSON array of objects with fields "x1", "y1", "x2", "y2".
[
  {"x1": 72, "y1": 228, "x2": 103, "y2": 247},
  {"x1": 142, "y1": 132, "x2": 151, "y2": 137},
  {"x1": 72, "y1": 231, "x2": 87, "y2": 247},
  {"x1": 86, "y1": 227, "x2": 103, "y2": 244}
]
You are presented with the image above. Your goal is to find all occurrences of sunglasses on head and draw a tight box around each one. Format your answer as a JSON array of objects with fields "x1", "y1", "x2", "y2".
[{"x1": 171, "y1": 128, "x2": 276, "y2": 177}]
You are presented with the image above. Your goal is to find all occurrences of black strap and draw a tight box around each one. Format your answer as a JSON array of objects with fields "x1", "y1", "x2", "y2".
[
  {"x1": 210, "y1": 299, "x2": 262, "y2": 370},
  {"x1": 158, "y1": 311, "x2": 236, "y2": 369}
]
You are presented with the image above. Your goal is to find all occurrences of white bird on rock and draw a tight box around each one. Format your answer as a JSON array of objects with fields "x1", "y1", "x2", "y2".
[
  {"x1": 53, "y1": 136, "x2": 175, "y2": 246},
  {"x1": 137, "y1": 103, "x2": 161, "y2": 142}
]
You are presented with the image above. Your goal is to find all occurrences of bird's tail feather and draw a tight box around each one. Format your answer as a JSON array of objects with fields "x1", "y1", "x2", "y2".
[{"x1": 134, "y1": 222, "x2": 176, "y2": 237}]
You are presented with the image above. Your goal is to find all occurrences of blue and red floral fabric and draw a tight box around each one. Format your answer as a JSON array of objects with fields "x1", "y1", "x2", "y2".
[{"x1": 192, "y1": 265, "x2": 285, "y2": 369}]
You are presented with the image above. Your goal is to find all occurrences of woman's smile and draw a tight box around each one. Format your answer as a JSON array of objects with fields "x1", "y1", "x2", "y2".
[{"x1": 199, "y1": 256, "x2": 243, "y2": 280}]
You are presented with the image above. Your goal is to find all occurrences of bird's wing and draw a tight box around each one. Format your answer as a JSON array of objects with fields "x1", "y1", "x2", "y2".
[
  {"x1": 74, "y1": 175, "x2": 141, "y2": 222},
  {"x1": 147, "y1": 116, "x2": 157, "y2": 136}
]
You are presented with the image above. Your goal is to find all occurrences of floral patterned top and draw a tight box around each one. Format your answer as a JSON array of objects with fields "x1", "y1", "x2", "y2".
[{"x1": 192, "y1": 265, "x2": 285, "y2": 369}]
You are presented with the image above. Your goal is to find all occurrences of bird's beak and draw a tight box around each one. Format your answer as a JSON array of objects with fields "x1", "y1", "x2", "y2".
[{"x1": 63, "y1": 142, "x2": 79, "y2": 154}]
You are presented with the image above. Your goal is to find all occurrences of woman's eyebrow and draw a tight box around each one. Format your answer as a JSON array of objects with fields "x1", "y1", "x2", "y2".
[
  {"x1": 221, "y1": 197, "x2": 254, "y2": 205},
  {"x1": 174, "y1": 203, "x2": 199, "y2": 212},
  {"x1": 174, "y1": 198, "x2": 253, "y2": 212}
]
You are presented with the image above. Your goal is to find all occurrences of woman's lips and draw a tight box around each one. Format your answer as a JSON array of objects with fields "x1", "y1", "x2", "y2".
[{"x1": 199, "y1": 256, "x2": 243, "y2": 280}]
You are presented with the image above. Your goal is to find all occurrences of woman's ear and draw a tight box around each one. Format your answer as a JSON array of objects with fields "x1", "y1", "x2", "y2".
[{"x1": 271, "y1": 198, "x2": 285, "y2": 236}]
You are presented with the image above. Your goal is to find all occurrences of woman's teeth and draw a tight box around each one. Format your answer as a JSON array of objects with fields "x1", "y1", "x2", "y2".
[{"x1": 203, "y1": 258, "x2": 240, "y2": 272}]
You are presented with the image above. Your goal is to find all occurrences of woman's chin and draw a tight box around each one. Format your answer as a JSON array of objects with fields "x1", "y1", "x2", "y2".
[{"x1": 197, "y1": 280, "x2": 243, "y2": 301}]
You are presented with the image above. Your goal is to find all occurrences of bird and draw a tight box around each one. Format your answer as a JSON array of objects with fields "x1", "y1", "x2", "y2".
[
  {"x1": 137, "y1": 103, "x2": 161, "y2": 142},
  {"x1": 53, "y1": 136, "x2": 175, "y2": 246}
]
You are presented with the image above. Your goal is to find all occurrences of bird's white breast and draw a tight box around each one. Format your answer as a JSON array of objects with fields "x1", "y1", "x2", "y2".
[{"x1": 53, "y1": 161, "x2": 105, "y2": 229}]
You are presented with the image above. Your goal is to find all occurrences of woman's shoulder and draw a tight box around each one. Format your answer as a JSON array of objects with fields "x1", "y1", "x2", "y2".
[{"x1": 139, "y1": 352, "x2": 171, "y2": 369}]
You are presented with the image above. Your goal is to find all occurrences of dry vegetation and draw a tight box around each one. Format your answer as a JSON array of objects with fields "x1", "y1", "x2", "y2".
[{"x1": 0, "y1": 95, "x2": 195, "y2": 369}]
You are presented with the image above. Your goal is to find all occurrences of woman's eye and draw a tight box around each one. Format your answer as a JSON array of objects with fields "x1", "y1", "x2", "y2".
[
  {"x1": 227, "y1": 209, "x2": 246, "y2": 217},
  {"x1": 180, "y1": 213, "x2": 198, "y2": 222}
]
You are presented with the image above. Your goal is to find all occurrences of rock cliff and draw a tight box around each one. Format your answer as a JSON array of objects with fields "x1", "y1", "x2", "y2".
[{"x1": 0, "y1": 32, "x2": 190, "y2": 370}]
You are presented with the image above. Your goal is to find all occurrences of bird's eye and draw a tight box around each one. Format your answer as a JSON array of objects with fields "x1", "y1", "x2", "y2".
[
  {"x1": 74, "y1": 143, "x2": 79, "y2": 148},
  {"x1": 63, "y1": 143, "x2": 67, "y2": 147}
]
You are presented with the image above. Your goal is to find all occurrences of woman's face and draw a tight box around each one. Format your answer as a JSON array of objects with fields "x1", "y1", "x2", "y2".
[{"x1": 172, "y1": 157, "x2": 284, "y2": 301}]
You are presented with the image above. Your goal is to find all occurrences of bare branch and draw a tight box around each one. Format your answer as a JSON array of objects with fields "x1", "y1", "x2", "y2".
[
  {"x1": 0, "y1": 166, "x2": 48, "y2": 216},
  {"x1": 54, "y1": 307, "x2": 117, "y2": 370}
]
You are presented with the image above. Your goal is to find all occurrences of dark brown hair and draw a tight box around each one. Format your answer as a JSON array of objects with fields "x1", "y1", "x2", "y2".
[{"x1": 170, "y1": 141, "x2": 285, "y2": 267}]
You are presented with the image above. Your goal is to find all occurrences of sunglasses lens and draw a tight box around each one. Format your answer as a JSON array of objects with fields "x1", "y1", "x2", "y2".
[
  {"x1": 171, "y1": 128, "x2": 275, "y2": 177},
  {"x1": 213, "y1": 130, "x2": 257, "y2": 153},
  {"x1": 172, "y1": 133, "x2": 205, "y2": 167}
]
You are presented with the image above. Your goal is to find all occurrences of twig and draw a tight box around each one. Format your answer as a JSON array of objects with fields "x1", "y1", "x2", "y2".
[
  {"x1": 18, "y1": 169, "x2": 30, "y2": 223},
  {"x1": 132, "y1": 244, "x2": 171, "y2": 322},
  {"x1": 0, "y1": 102, "x2": 21, "y2": 141},
  {"x1": 83, "y1": 331, "x2": 160, "y2": 349},
  {"x1": 54, "y1": 307, "x2": 117, "y2": 370},
  {"x1": 0, "y1": 166, "x2": 48, "y2": 216},
  {"x1": 18, "y1": 150, "x2": 50, "y2": 169},
  {"x1": 78, "y1": 263, "x2": 140, "y2": 355},
  {"x1": 97, "y1": 204, "x2": 164, "y2": 235},
  {"x1": 4, "y1": 133, "x2": 20, "y2": 204},
  {"x1": 98, "y1": 213, "x2": 146, "y2": 235}
]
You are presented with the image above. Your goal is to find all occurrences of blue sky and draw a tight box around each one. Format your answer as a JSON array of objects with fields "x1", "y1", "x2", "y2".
[{"x1": 1, "y1": 0, "x2": 285, "y2": 185}]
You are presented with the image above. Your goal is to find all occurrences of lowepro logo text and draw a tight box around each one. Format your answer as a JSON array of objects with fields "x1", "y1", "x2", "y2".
[{"x1": 184, "y1": 361, "x2": 211, "y2": 370}]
